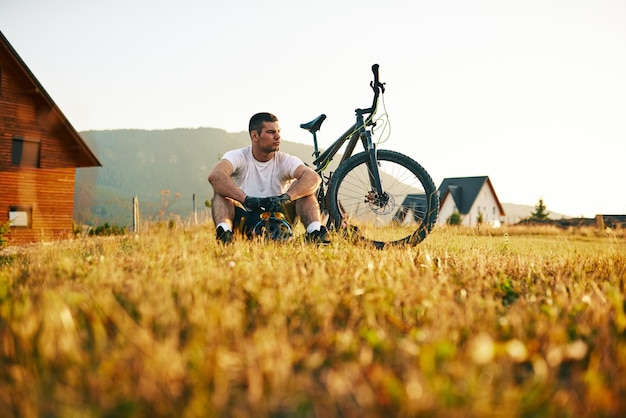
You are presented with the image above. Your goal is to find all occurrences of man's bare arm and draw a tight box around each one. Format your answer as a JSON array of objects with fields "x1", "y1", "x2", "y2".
[
  {"x1": 285, "y1": 165, "x2": 321, "y2": 201},
  {"x1": 208, "y1": 160, "x2": 247, "y2": 203}
]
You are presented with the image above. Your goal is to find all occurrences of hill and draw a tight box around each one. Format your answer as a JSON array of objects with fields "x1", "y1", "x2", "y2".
[{"x1": 74, "y1": 128, "x2": 572, "y2": 227}]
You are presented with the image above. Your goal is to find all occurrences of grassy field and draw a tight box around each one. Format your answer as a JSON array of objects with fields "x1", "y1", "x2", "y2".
[{"x1": 1, "y1": 224, "x2": 625, "y2": 417}]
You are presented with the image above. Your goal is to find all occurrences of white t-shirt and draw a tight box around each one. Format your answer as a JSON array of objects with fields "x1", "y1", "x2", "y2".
[{"x1": 222, "y1": 146, "x2": 304, "y2": 197}]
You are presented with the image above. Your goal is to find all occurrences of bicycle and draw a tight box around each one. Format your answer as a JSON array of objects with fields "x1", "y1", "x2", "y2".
[{"x1": 299, "y1": 64, "x2": 439, "y2": 249}]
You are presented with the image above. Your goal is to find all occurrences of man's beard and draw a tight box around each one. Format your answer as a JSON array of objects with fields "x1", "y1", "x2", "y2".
[{"x1": 261, "y1": 144, "x2": 280, "y2": 153}]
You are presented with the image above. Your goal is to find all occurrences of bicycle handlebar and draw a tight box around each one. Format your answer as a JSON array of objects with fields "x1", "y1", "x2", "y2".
[
  {"x1": 371, "y1": 64, "x2": 385, "y2": 94},
  {"x1": 356, "y1": 64, "x2": 386, "y2": 115}
]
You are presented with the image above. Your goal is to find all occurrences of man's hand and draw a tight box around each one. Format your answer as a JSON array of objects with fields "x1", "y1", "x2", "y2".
[
  {"x1": 260, "y1": 193, "x2": 291, "y2": 212},
  {"x1": 243, "y1": 196, "x2": 263, "y2": 211}
]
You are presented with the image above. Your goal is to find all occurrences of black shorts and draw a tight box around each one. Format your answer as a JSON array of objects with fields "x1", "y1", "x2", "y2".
[{"x1": 234, "y1": 202, "x2": 297, "y2": 237}]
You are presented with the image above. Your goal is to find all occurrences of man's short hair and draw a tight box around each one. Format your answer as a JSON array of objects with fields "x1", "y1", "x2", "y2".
[{"x1": 249, "y1": 112, "x2": 278, "y2": 136}]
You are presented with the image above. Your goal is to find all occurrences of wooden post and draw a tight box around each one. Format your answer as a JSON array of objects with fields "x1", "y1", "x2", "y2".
[
  {"x1": 596, "y1": 214, "x2": 605, "y2": 230},
  {"x1": 193, "y1": 194, "x2": 198, "y2": 225},
  {"x1": 133, "y1": 195, "x2": 139, "y2": 233}
]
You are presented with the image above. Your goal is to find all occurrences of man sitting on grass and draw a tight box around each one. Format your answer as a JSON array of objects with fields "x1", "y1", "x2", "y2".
[{"x1": 208, "y1": 112, "x2": 331, "y2": 245}]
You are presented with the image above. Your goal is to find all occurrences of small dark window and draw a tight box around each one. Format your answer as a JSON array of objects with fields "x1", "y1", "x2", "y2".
[
  {"x1": 9, "y1": 206, "x2": 32, "y2": 228},
  {"x1": 12, "y1": 137, "x2": 41, "y2": 167}
]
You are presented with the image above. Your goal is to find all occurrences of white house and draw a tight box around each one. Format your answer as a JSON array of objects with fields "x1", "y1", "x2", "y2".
[{"x1": 437, "y1": 176, "x2": 505, "y2": 227}]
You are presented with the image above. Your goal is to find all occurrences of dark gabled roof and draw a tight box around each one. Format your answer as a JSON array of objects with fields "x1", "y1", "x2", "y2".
[
  {"x1": 0, "y1": 30, "x2": 101, "y2": 167},
  {"x1": 438, "y1": 176, "x2": 505, "y2": 216}
]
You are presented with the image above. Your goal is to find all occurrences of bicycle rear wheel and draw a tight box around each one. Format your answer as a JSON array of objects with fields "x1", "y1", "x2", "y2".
[{"x1": 328, "y1": 150, "x2": 439, "y2": 248}]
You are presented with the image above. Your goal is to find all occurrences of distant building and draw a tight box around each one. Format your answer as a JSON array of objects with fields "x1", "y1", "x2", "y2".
[
  {"x1": 0, "y1": 31, "x2": 100, "y2": 244},
  {"x1": 438, "y1": 176, "x2": 505, "y2": 227}
]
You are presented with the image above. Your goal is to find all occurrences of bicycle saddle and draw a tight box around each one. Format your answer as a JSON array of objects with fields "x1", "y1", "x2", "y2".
[{"x1": 300, "y1": 114, "x2": 327, "y2": 133}]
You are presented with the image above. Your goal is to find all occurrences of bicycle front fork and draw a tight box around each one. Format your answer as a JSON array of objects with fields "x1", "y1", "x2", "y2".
[
  {"x1": 317, "y1": 173, "x2": 332, "y2": 227},
  {"x1": 362, "y1": 131, "x2": 385, "y2": 201}
]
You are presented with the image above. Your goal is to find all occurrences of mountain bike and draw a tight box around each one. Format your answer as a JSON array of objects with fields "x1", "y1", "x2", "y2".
[{"x1": 300, "y1": 64, "x2": 439, "y2": 249}]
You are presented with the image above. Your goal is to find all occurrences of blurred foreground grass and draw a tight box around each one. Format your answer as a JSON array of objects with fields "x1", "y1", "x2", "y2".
[{"x1": 1, "y1": 225, "x2": 625, "y2": 417}]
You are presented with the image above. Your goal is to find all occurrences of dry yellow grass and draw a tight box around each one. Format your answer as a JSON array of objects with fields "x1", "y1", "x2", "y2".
[{"x1": 1, "y1": 224, "x2": 625, "y2": 417}]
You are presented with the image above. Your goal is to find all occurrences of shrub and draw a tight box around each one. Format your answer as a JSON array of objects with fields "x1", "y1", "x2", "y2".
[
  {"x1": 0, "y1": 221, "x2": 10, "y2": 248},
  {"x1": 89, "y1": 222, "x2": 126, "y2": 236},
  {"x1": 447, "y1": 210, "x2": 462, "y2": 225}
]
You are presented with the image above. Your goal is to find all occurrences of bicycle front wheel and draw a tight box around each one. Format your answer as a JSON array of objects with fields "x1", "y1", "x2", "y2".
[{"x1": 328, "y1": 150, "x2": 439, "y2": 248}]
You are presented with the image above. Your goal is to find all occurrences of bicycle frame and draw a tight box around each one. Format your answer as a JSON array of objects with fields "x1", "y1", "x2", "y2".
[{"x1": 301, "y1": 64, "x2": 386, "y2": 216}]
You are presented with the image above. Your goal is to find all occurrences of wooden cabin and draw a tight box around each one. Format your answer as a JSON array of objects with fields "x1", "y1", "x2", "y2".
[{"x1": 0, "y1": 31, "x2": 100, "y2": 245}]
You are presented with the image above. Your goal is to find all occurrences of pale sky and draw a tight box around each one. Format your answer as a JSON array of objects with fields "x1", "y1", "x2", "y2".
[{"x1": 2, "y1": 0, "x2": 625, "y2": 217}]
